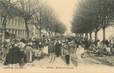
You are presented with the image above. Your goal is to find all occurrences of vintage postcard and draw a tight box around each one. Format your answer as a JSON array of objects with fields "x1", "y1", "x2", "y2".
[{"x1": 0, "y1": 0, "x2": 114, "y2": 73}]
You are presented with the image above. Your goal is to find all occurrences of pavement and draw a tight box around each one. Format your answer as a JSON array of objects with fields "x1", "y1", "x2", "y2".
[{"x1": 0, "y1": 56, "x2": 114, "y2": 73}]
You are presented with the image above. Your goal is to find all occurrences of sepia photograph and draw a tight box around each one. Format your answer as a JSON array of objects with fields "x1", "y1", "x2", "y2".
[{"x1": 0, "y1": 0, "x2": 114, "y2": 73}]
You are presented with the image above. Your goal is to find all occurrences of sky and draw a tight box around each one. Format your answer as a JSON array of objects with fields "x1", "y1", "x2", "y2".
[{"x1": 47, "y1": 0, "x2": 78, "y2": 34}]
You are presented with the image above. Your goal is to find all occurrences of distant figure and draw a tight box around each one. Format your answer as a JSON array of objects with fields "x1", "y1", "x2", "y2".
[
  {"x1": 64, "y1": 43, "x2": 70, "y2": 65},
  {"x1": 63, "y1": 42, "x2": 70, "y2": 65},
  {"x1": 48, "y1": 40, "x2": 55, "y2": 63}
]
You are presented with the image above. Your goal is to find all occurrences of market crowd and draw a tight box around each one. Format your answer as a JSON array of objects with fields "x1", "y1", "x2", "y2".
[{"x1": 0, "y1": 36, "x2": 114, "y2": 68}]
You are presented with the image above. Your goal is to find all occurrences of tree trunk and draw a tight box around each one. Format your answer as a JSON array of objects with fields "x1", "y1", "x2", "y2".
[
  {"x1": 79, "y1": 33, "x2": 81, "y2": 37},
  {"x1": 2, "y1": 17, "x2": 7, "y2": 45},
  {"x1": 85, "y1": 33, "x2": 88, "y2": 40},
  {"x1": 103, "y1": 27, "x2": 106, "y2": 42},
  {"x1": 82, "y1": 33, "x2": 84, "y2": 37},
  {"x1": 39, "y1": 26, "x2": 42, "y2": 38},
  {"x1": 1, "y1": 16, "x2": 7, "y2": 61},
  {"x1": 25, "y1": 20, "x2": 29, "y2": 40},
  {"x1": 95, "y1": 31, "x2": 98, "y2": 41},
  {"x1": 89, "y1": 32, "x2": 92, "y2": 40}
]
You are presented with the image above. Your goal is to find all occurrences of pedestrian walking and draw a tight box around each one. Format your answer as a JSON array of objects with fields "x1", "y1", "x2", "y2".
[
  {"x1": 48, "y1": 40, "x2": 56, "y2": 63},
  {"x1": 55, "y1": 40, "x2": 62, "y2": 57}
]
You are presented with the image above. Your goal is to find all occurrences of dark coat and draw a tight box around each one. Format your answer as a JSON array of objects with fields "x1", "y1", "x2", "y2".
[
  {"x1": 48, "y1": 43, "x2": 55, "y2": 53},
  {"x1": 4, "y1": 46, "x2": 26, "y2": 65},
  {"x1": 55, "y1": 42, "x2": 62, "y2": 57}
]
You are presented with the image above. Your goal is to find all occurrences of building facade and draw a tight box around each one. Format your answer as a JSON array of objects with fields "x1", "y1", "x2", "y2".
[{"x1": 0, "y1": 16, "x2": 27, "y2": 39}]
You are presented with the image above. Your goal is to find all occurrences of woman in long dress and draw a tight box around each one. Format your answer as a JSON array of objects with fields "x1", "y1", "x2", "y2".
[{"x1": 25, "y1": 44, "x2": 33, "y2": 63}]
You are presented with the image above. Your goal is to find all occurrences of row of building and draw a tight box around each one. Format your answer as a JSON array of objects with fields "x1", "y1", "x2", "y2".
[
  {"x1": 0, "y1": 16, "x2": 49, "y2": 41},
  {"x1": 0, "y1": 16, "x2": 28, "y2": 39}
]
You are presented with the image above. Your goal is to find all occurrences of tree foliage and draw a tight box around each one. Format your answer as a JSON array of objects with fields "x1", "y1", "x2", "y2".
[
  {"x1": 72, "y1": 0, "x2": 114, "y2": 33},
  {"x1": 0, "y1": 0, "x2": 22, "y2": 18},
  {"x1": 32, "y1": 3, "x2": 66, "y2": 34}
]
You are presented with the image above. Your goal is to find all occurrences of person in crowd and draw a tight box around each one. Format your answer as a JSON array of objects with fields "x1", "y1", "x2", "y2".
[
  {"x1": 67, "y1": 40, "x2": 75, "y2": 59},
  {"x1": 33, "y1": 48, "x2": 39, "y2": 60},
  {"x1": 38, "y1": 41, "x2": 43, "y2": 59},
  {"x1": 76, "y1": 45, "x2": 85, "y2": 60},
  {"x1": 4, "y1": 43, "x2": 18, "y2": 67},
  {"x1": 110, "y1": 40, "x2": 114, "y2": 55},
  {"x1": 55, "y1": 40, "x2": 62, "y2": 57},
  {"x1": 19, "y1": 39, "x2": 26, "y2": 49},
  {"x1": 4, "y1": 40, "x2": 26, "y2": 68},
  {"x1": 32, "y1": 41, "x2": 42, "y2": 60},
  {"x1": 69, "y1": 40, "x2": 78, "y2": 66},
  {"x1": 17, "y1": 40, "x2": 27, "y2": 68},
  {"x1": 2, "y1": 39, "x2": 11, "y2": 62},
  {"x1": 105, "y1": 44, "x2": 111, "y2": 56},
  {"x1": 89, "y1": 42, "x2": 97, "y2": 54},
  {"x1": 42, "y1": 39, "x2": 49, "y2": 56},
  {"x1": 25, "y1": 43, "x2": 33, "y2": 63},
  {"x1": 61, "y1": 41, "x2": 65, "y2": 59},
  {"x1": 48, "y1": 39, "x2": 56, "y2": 63},
  {"x1": 96, "y1": 41, "x2": 104, "y2": 56},
  {"x1": 64, "y1": 42, "x2": 70, "y2": 65}
]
